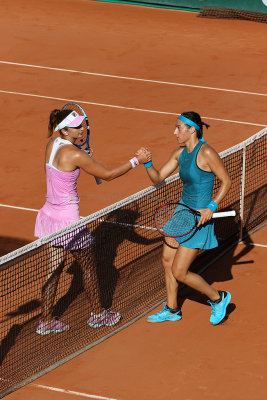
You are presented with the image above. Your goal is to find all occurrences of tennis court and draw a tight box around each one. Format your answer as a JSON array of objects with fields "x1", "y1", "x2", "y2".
[{"x1": 0, "y1": 0, "x2": 266, "y2": 399}]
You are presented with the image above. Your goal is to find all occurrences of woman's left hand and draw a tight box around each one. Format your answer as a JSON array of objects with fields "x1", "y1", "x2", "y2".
[{"x1": 197, "y1": 208, "x2": 214, "y2": 227}]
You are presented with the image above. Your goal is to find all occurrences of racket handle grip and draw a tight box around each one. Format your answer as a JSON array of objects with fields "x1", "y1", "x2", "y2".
[
  {"x1": 95, "y1": 176, "x2": 102, "y2": 185},
  {"x1": 213, "y1": 210, "x2": 236, "y2": 218}
]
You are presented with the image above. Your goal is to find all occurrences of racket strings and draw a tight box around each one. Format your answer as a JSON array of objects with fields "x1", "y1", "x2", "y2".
[{"x1": 156, "y1": 208, "x2": 197, "y2": 237}]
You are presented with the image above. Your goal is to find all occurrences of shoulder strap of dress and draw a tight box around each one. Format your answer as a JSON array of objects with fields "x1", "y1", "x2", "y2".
[
  {"x1": 194, "y1": 141, "x2": 203, "y2": 156},
  {"x1": 178, "y1": 146, "x2": 186, "y2": 165},
  {"x1": 48, "y1": 137, "x2": 73, "y2": 166}
]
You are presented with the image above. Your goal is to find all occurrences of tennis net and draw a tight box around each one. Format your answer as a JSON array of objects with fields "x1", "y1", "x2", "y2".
[
  {"x1": 0, "y1": 128, "x2": 266, "y2": 397},
  {"x1": 199, "y1": 7, "x2": 267, "y2": 23}
]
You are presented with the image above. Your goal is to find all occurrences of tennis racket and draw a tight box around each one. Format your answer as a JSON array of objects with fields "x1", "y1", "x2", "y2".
[
  {"x1": 154, "y1": 202, "x2": 236, "y2": 238},
  {"x1": 62, "y1": 102, "x2": 102, "y2": 185}
]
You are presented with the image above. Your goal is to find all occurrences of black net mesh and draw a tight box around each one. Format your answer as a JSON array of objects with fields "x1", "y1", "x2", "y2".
[
  {"x1": 199, "y1": 7, "x2": 267, "y2": 23},
  {"x1": 243, "y1": 134, "x2": 267, "y2": 234}
]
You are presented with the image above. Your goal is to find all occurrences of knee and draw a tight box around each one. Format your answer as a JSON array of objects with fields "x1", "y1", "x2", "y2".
[
  {"x1": 172, "y1": 266, "x2": 186, "y2": 283},
  {"x1": 161, "y1": 253, "x2": 173, "y2": 271}
]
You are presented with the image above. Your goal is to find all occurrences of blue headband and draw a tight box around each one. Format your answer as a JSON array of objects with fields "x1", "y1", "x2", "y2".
[
  {"x1": 177, "y1": 115, "x2": 204, "y2": 142},
  {"x1": 177, "y1": 115, "x2": 201, "y2": 131}
]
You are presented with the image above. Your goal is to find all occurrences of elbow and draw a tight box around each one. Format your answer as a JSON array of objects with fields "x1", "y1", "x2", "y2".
[
  {"x1": 102, "y1": 174, "x2": 113, "y2": 182},
  {"x1": 149, "y1": 177, "x2": 160, "y2": 185},
  {"x1": 102, "y1": 171, "x2": 116, "y2": 181},
  {"x1": 96, "y1": 171, "x2": 111, "y2": 181},
  {"x1": 224, "y1": 177, "x2": 232, "y2": 193},
  {"x1": 150, "y1": 174, "x2": 164, "y2": 185}
]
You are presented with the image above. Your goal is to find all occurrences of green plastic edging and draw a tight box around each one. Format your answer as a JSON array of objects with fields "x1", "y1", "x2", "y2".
[{"x1": 92, "y1": 0, "x2": 200, "y2": 12}]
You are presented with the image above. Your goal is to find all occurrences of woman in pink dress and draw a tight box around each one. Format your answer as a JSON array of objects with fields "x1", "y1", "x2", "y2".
[{"x1": 35, "y1": 108, "x2": 149, "y2": 335}]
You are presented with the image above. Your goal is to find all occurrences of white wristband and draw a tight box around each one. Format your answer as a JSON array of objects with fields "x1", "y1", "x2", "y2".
[{"x1": 129, "y1": 157, "x2": 139, "y2": 169}]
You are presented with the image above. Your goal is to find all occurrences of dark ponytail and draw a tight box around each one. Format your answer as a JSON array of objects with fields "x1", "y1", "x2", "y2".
[
  {"x1": 47, "y1": 109, "x2": 73, "y2": 138},
  {"x1": 181, "y1": 111, "x2": 210, "y2": 140}
]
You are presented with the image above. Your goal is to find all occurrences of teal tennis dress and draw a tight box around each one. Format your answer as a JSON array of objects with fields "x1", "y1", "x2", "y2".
[{"x1": 175, "y1": 141, "x2": 218, "y2": 249}]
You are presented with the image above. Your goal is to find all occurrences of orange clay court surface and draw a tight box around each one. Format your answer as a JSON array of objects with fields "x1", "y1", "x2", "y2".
[{"x1": 0, "y1": 0, "x2": 267, "y2": 399}]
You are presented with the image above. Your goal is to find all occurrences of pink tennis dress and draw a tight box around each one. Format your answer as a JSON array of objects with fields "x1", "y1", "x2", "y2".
[{"x1": 35, "y1": 137, "x2": 93, "y2": 250}]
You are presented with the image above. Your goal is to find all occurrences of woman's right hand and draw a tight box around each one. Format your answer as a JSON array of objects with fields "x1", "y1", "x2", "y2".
[{"x1": 135, "y1": 147, "x2": 152, "y2": 164}]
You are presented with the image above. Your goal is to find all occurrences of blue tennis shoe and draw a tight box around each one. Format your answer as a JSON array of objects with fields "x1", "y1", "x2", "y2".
[
  {"x1": 146, "y1": 302, "x2": 182, "y2": 323},
  {"x1": 208, "y1": 290, "x2": 231, "y2": 325}
]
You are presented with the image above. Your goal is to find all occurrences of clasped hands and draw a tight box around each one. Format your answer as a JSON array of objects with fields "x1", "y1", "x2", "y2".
[{"x1": 135, "y1": 147, "x2": 152, "y2": 164}]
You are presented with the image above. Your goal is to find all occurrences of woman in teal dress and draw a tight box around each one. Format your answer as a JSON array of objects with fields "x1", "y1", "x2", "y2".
[{"x1": 140, "y1": 111, "x2": 232, "y2": 325}]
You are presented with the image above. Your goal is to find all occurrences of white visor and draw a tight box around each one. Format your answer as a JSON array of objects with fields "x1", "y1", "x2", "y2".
[{"x1": 55, "y1": 111, "x2": 85, "y2": 132}]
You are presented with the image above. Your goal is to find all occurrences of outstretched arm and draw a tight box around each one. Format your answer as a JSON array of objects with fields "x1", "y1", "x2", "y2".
[
  {"x1": 72, "y1": 147, "x2": 150, "y2": 181},
  {"x1": 137, "y1": 147, "x2": 183, "y2": 184}
]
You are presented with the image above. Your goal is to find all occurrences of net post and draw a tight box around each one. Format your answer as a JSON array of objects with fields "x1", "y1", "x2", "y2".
[{"x1": 239, "y1": 142, "x2": 246, "y2": 242}]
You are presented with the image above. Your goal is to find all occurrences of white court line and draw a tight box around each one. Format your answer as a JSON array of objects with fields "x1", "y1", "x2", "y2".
[
  {"x1": 1, "y1": 204, "x2": 265, "y2": 243},
  {"x1": 0, "y1": 89, "x2": 265, "y2": 127},
  {"x1": 0, "y1": 204, "x2": 156, "y2": 230},
  {"x1": 238, "y1": 242, "x2": 267, "y2": 248},
  {"x1": 32, "y1": 384, "x2": 118, "y2": 400},
  {"x1": 0, "y1": 203, "x2": 39, "y2": 212},
  {"x1": 1, "y1": 60, "x2": 267, "y2": 97}
]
